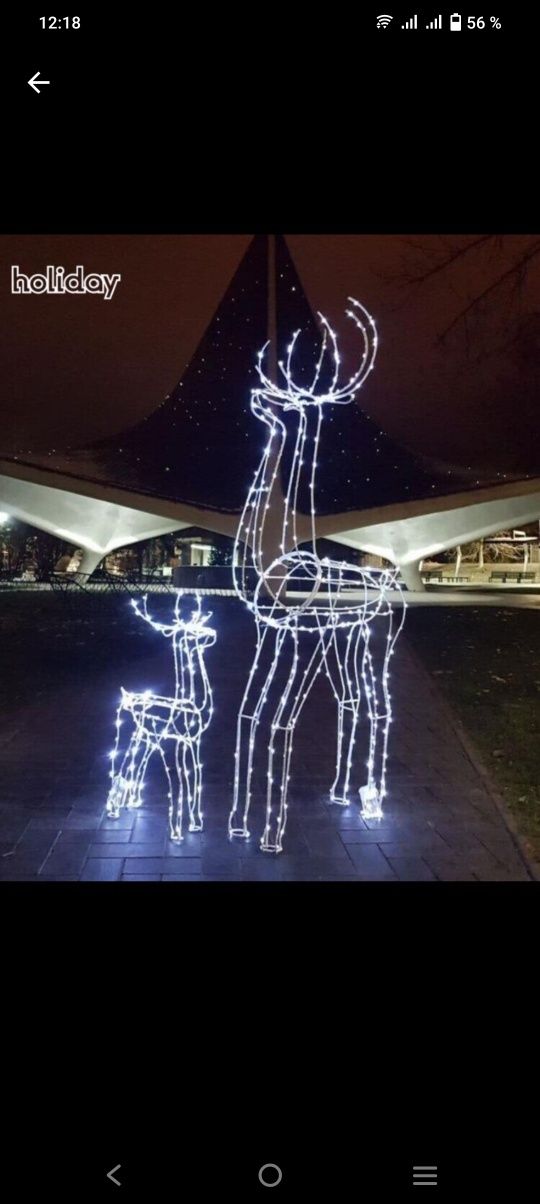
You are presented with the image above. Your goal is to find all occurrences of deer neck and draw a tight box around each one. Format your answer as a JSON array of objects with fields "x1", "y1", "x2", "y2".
[
  {"x1": 234, "y1": 405, "x2": 320, "y2": 596},
  {"x1": 280, "y1": 403, "x2": 322, "y2": 558},
  {"x1": 235, "y1": 407, "x2": 286, "y2": 581}
]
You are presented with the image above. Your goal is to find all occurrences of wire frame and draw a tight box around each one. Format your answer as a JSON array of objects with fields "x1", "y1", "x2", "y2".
[
  {"x1": 106, "y1": 592, "x2": 216, "y2": 842},
  {"x1": 229, "y1": 300, "x2": 406, "y2": 853}
]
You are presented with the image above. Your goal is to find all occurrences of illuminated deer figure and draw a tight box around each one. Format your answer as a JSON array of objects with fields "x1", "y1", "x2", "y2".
[
  {"x1": 107, "y1": 594, "x2": 216, "y2": 841},
  {"x1": 229, "y1": 298, "x2": 406, "y2": 854}
]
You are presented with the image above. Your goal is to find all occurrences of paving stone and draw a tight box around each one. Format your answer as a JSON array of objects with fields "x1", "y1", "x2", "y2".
[
  {"x1": 163, "y1": 836, "x2": 204, "y2": 856},
  {"x1": 81, "y1": 858, "x2": 124, "y2": 881},
  {"x1": 14, "y1": 831, "x2": 58, "y2": 857},
  {"x1": 119, "y1": 857, "x2": 202, "y2": 875},
  {"x1": 38, "y1": 874, "x2": 81, "y2": 881},
  {"x1": 471, "y1": 864, "x2": 532, "y2": 882},
  {"x1": 324, "y1": 811, "x2": 368, "y2": 830},
  {"x1": 87, "y1": 841, "x2": 164, "y2": 859},
  {"x1": 422, "y1": 855, "x2": 479, "y2": 882},
  {"x1": 345, "y1": 845, "x2": 397, "y2": 878},
  {"x1": 27, "y1": 816, "x2": 66, "y2": 831},
  {"x1": 473, "y1": 830, "x2": 522, "y2": 861},
  {"x1": 304, "y1": 832, "x2": 350, "y2": 860},
  {"x1": 386, "y1": 857, "x2": 438, "y2": 881},
  {"x1": 63, "y1": 814, "x2": 102, "y2": 830},
  {"x1": 0, "y1": 860, "x2": 42, "y2": 880},
  {"x1": 132, "y1": 817, "x2": 170, "y2": 838},
  {"x1": 44, "y1": 837, "x2": 92, "y2": 861},
  {"x1": 375, "y1": 834, "x2": 451, "y2": 858},
  {"x1": 201, "y1": 853, "x2": 242, "y2": 877},
  {"x1": 39, "y1": 847, "x2": 89, "y2": 876},
  {"x1": 434, "y1": 825, "x2": 491, "y2": 853},
  {"x1": 341, "y1": 828, "x2": 407, "y2": 845},
  {"x1": 91, "y1": 829, "x2": 133, "y2": 843},
  {"x1": 161, "y1": 873, "x2": 204, "y2": 881},
  {"x1": 241, "y1": 859, "x2": 287, "y2": 881},
  {"x1": 0, "y1": 822, "x2": 29, "y2": 842},
  {"x1": 278, "y1": 858, "x2": 359, "y2": 881},
  {"x1": 99, "y1": 814, "x2": 136, "y2": 829}
]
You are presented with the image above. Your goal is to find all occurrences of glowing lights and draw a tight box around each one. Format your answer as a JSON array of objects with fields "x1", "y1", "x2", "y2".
[
  {"x1": 229, "y1": 299, "x2": 406, "y2": 854},
  {"x1": 106, "y1": 593, "x2": 216, "y2": 841}
]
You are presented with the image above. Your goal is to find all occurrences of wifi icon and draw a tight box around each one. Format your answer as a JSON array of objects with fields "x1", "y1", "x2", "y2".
[{"x1": 376, "y1": 13, "x2": 393, "y2": 26}]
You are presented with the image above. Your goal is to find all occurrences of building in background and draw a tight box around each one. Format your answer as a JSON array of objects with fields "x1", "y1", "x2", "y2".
[{"x1": 1, "y1": 236, "x2": 539, "y2": 590}]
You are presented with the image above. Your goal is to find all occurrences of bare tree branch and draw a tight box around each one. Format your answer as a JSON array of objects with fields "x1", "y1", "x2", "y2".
[
  {"x1": 435, "y1": 238, "x2": 540, "y2": 343},
  {"x1": 401, "y1": 234, "x2": 494, "y2": 285}
]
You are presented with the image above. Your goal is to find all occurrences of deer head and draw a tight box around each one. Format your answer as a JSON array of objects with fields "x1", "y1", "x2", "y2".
[
  {"x1": 131, "y1": 593, "x2": 216, "y2": 648},
  {"x1": 251, "y1": 297, "x2": 377, "y2": 416}
]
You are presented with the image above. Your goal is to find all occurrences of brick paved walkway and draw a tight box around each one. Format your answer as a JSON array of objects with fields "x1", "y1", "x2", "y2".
[{"x1": 0, "y1": 598, "x2": 535, "y2": 881}]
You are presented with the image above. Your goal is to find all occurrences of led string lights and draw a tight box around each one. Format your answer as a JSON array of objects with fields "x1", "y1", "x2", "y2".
[
  {"x1": 107, "y1": 593, "x2": 216, "y2": 841},
  {"x1": 229, "y1": 299, "x2": 406, "y2": 854}
]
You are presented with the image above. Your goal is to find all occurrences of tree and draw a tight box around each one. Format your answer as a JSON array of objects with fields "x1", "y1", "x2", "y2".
[
  {"x1": 208, "y1": 534, "x2": 233, "y2": 566},
  {"x1": 395, "y1": 235, "x2": 540, "y2": 358},
  {"x1": 0, "y1": 520, "x2": 68, "y2": 577}
]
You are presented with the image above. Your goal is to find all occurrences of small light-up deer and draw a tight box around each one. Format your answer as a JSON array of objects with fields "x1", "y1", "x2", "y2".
[{"x1": 106, "y1": 593, "x2": 216, "y2": 842}]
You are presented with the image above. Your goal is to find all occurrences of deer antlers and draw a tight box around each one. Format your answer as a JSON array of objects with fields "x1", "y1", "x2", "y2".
[
  {"x1": 130, "y1": 593, "x2": 213, "y2": 638},
  {"x1": 254, "y1": 297, "x2": 378, "y2": 408}
]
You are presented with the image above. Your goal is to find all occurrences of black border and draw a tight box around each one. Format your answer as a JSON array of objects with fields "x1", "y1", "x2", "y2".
[{"x1": 2, "y1": 17, "x2": 538, "y2": 1193}]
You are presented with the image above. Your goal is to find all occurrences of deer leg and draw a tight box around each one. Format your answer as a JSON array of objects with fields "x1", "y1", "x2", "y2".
[
  {"x1": 180, "y1": 737, "x2": 193, "y2": 828},
  {"x1": 326, "y1": 624, "x2": 363, "y2": 806},
  {"x1": 171, "y1": 739, "x2": 190, "y2": 837},
  {"x1": 127, "y1": 737, "x2": 153, "y2": 809},
  {"x1": 229, "y1": 625, "x2": 285, "y2": 841},
  {"x1": 185, "y1": 738, "x2": 203, "y2": 832},
  {"x1": 117, "y1": 717, "x2": 149, "y2": 810},
  {"x1": 159, "y1": 740, "x2": 183, "y2": 842},
  {"x1": 262, "y1": 629, "x2": 324, "y2": 854},
  {"x1": 359, "y1": 611, "x2": 396, "y2": 819},
  {"x1": 107, "y1": 697, "x2": 135, "y2": 817},
  {"x1": 107, "y1": 730, "x2": 143, "y2": 816}
]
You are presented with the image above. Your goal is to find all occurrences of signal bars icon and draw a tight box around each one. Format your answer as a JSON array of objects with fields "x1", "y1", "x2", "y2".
[
  {"x1": 425, "y1": 13, "x2": 442, "y2": 27},
  {"x1": 401, "y1": 13, "x2": 417, "y2": 27}
]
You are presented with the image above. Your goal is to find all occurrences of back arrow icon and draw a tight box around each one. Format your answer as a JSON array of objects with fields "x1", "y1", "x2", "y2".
[
  {"x1": 28, "y1": 72, "x2": 51, "y2": 94},
  {"x1": 107, "y1": 1165, "x2": 122, "y2": 1187}
]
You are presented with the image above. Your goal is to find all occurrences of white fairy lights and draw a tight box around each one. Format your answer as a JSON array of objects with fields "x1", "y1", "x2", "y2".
[
  {"x1": 229, "y1": 298, "x2": 406, "y2": 854},
  {"x1": 106, "y1": 593, "x2": 216, "y2": 842}
]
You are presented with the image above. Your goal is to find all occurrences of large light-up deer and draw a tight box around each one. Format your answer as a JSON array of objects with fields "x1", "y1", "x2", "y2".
[
  {"x1": 106, "y1": 593, "x2": 216, "y2": 841},
  {"x1": 229, "y1": 299, "x2": 406, "y2": 854}
]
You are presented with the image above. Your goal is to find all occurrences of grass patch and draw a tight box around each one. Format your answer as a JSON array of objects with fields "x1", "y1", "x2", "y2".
[{"x1": 406, "y1": 606, "x2": 540, "y2": 862}]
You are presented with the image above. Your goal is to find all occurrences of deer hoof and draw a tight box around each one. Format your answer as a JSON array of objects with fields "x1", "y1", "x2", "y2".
[
  {"x1": 329, "y1": 793, "x2": 350, "y2": 807},
  {"x1": 359, "y1": 784, "x2": 383, "y2": 819},
  {"x1": 229, "y1": 826, "x2": 250, "y2": 840}
]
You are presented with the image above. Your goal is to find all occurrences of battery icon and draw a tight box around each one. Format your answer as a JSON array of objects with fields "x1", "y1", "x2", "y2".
[{"x1": 450, "y1": 12, "x2": 462, "y2": 28}]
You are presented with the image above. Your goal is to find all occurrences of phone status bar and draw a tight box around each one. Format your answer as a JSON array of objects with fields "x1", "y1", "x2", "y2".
[{"x1": 375, "y1": 13, "x2": 503, "y2": 30}]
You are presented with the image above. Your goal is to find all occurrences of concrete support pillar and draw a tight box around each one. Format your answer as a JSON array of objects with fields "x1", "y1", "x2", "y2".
[
  {"x1": 397, "y1": 560, "x2": 425, "y2": 591},
  {"x1": 77, "y1": 547, "x2": 104, "y2": 577}
]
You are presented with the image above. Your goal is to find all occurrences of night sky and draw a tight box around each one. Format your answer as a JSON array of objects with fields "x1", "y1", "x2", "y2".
[{"x1": 1, "y1": 234, "x2": 539, "y2": 510}]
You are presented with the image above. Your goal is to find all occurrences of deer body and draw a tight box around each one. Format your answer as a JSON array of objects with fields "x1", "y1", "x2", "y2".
[
  {"x1": 229, "y1": 300, "x2": 406, "y2": 853},
  {"x1": 106, "y1": 595, "x2": 216, "y2": 842}
]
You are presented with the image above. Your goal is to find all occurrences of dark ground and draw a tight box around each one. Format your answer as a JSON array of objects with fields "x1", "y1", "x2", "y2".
[
  {"x1": 0, "y1": 592, "x2": 535, "y2": 881},
  {"x1": 406, "y1": 606, "x2": 540, "y2": 863}
]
